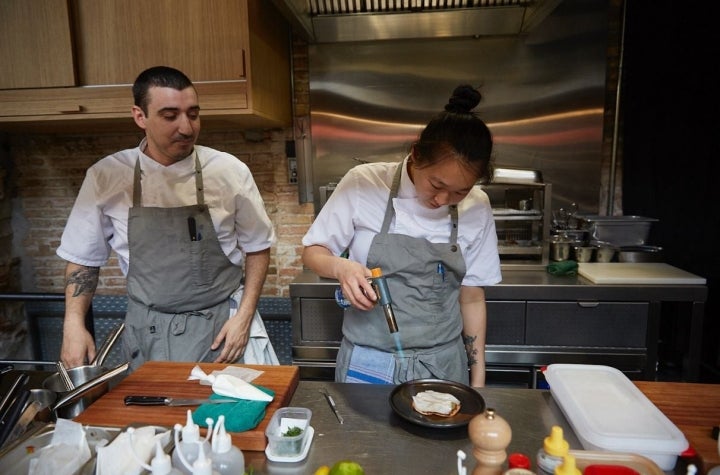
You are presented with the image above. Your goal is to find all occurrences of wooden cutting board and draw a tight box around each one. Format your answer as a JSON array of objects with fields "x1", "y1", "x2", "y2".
[
  {"x1": 74, "y1": 361, "x2": 299, "y2": 451},
  {"x1": 578, "y1": 263, "x2": 707, "y2": 284},
  {"x1": 635, "y1": 381, "x2": 720, "y2": 474}
]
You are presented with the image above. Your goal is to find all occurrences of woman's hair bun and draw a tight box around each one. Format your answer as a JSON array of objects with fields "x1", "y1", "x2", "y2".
[{"x1": 444, "y1": 84, "x2": 481, "y2": 114}]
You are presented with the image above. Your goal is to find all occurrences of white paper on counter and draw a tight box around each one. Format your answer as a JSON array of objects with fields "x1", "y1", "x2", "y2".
[
  {"x1": 28, "y1": 419, "x2": 91, "y2": 475},
  {"x1": 95, "y1": 427, "x2": 171, "y2": 475}
]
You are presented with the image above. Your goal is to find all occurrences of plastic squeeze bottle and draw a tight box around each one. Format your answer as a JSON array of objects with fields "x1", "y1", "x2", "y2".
[
  {"x1": 554, "y1": 454, "x2": 581, "y2": 475},
  {"x1": 146, "y1": 439, "x2": 184, "y2": 475},
  {"x1": 536, "y1": 426, "x2": 569, "y2": 475},
  {"x1": 172, "y1": 411, "x2": 212, "y2": 475},
  {"x1": 126, "y1": 428, "x2": 183, "y2": 475},
  {"x1": 173, "y1": 423, "x2": 219, "y2": 475},
  {"x1": 210, "y1": 415, "x2": 245, "y2": 475}
]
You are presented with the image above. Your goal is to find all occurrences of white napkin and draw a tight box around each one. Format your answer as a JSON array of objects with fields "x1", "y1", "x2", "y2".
[
  {"x1": 228, "y1": 287, "x2": 280, "y2": 365},
  {"x1": 242, "y1": 310, "x2": 280, "y2": 365},
  {"x1": 28, "y1": 419, "x2": 91, "y2": 475},
  {"x1": 95, "y1": 427, "x2": 171, "y2": 475},
  {"x1": 188, "y1": 365, "x2": 273, "y2": 402}
]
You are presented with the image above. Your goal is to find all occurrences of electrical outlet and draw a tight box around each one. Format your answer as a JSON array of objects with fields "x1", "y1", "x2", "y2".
[{"x1": 288, "y1": 157, "x2": 298, "y2": 184}]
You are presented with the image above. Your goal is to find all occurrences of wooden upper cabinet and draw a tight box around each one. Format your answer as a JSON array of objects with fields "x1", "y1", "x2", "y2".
[
  {"x1": 73, "y1": 0, "x2": 248, "y2": 85},
  {"x1": 0, "y1": 0, "x2": 291, "y2": 131},
  {"x1": 0, "y1": 0, "x2": 76, "y2": 89}
]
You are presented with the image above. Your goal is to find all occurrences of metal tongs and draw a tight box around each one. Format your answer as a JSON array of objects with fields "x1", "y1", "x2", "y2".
[
  {"x1": 56, "y1": 361, "x2": 75, "y2": 391},
  {"x1": 319, "y1": 388, "x2": 344, "y2": 424}
]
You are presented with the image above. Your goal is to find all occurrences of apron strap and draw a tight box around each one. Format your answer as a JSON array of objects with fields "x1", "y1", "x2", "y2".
[
  {"x1": 449, "y1": 204, "x2": 459, "y2": 244},
  {"x1": 380, "y1": 159, "x2": 459, "y2": 244},
  {"x1": 379, "y1": 162, "x2": 404, "y2": 234},
  {"x1": 133, "y1": 159, "x2": 142, "y2": 207},
  {"x1": 194, "y1": 153, "x2": 205, "y2": 209}
]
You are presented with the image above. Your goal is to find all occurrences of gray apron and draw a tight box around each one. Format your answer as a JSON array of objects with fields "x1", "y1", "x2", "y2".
[
  {"x1": 336, "y1": 162, "x2": 469, "y2": 384},
  {"x1": 122, "y1": 153, "x2": 244, "y2": 371}
]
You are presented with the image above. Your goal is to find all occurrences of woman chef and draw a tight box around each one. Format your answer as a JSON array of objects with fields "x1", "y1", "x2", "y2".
[{"x1": 302, "y1": 85, "x2": 502, "y2": 387}]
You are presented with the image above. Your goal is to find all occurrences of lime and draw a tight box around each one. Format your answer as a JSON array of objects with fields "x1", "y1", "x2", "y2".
[
  {"x1": 314, "y1": 466, "x2": 331, "y2": 475},
  {"x1": 329, "y1": 460, "x2": 365, "y2": 475}
]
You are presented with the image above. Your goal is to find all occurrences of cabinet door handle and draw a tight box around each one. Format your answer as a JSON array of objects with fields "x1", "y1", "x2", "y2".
[
  {"x1": 577, "y1": 301, "x2": 600, "y2": 308},
  {"x1": 59, "y1": 105, "x2": 85, "y2": 114}
]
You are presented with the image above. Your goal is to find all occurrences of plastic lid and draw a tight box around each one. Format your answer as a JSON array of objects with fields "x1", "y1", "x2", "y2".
[
  {"x1": 554, "y1": 454, "x2": 581, "y2": 475},
  {"x1": 544, "y1": 426, "x2": 569, "y2": 456},
  {"x1": 182, "y1": 409, "x2": 200, "y2": 442},
  {"x1": 371, "y1": 267, "x2": 383, "y2": 278},
  {"x1": 508, "y1": 453, "x2": 531, "y2": 469},
  {"x1": 212, "y1": 415, "x2": 232, "y2": 454}
]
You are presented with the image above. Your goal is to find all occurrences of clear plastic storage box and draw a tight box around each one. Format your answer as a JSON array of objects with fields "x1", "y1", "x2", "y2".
[
  {"x1": 544, "y1": 364, "x2": 688, "y2": 471},
  {"x1": 265, "y1": 407, "x2": 312, "y2": 460}
]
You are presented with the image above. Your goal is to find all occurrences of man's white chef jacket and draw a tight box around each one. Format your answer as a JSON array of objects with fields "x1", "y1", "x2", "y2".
[{"x1": 57, "y1": 140, "x2": 275, "y2": 275}]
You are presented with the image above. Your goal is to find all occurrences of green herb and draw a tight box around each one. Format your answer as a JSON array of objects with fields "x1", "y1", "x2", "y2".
[{"x1": 282, "y1": 426, "x2": 303, "y2": 437}]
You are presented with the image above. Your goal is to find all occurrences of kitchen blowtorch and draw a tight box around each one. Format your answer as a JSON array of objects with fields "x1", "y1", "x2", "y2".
[{"x1": 370, "y1": 267, "x2": 399, "y2": 333}]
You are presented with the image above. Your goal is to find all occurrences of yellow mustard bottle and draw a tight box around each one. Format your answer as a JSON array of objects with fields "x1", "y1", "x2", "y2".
[{"x1": 536, "y1": 425, "x2": 569, "y2": 475}]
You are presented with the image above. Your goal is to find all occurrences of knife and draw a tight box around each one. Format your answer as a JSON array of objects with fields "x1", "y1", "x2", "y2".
[{"x1": 124, "y1": 395, "x2": 239, "y2": 406}]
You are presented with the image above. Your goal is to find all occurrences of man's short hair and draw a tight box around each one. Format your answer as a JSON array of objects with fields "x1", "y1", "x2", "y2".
[{"x1": 132, "y1": 66, "x2": 194, "y2": 115}]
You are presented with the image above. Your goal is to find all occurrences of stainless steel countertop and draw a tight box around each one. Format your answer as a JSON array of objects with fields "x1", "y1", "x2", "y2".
[
  {"x1": 1, "y1": 378, "x2": 690, "y2": 474},
  {"x1": 290, "y1": 269, "x2": 708, "y2": 302},
  {"x1": 245, "y1": 381, "x2": 583, "y2": 474}
]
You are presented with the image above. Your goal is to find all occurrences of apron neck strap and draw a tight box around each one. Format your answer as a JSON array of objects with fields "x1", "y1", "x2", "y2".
[
  {"x1": 380, "y1": 161, "x2": 459, "y2": 243},
  {"x1": 379, "y1": 162, "x2": 403, "y2": 234},
  {"x1": 449, "y1": 205, "x2": 458, "y2": 243},
  {"x1": 133, "y1": 150, "x2": 205, "y2": 210},
  {"x1": 193, "y1": 153, "x2": 205, "y2": 208}
]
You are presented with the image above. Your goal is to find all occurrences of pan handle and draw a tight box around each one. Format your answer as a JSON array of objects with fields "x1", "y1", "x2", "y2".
[
  {"x1": 91, "y1": 322, "x2": 125, "y2": 367},
  {"x1": 0, "y1": 373, "x2": 28, "y2": 423},
  {"x1": 52, "y1": 362, "x2": 129, "y2": 412}
]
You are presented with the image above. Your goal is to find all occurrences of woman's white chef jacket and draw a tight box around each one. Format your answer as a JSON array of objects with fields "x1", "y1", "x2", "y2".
[
  {"x1": 57, "y1": 140, "x2": 275, "y2": 275},
  {"x1": 302, "y1": 159, "x2": 502, "y2": 287}
]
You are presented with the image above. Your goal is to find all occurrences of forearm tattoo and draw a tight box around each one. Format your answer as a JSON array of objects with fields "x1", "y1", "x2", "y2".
[
  {"x1": 66, "y1": 266, "x2": 100, "y2": 297},
  {"x1": 463, "y1": 333, "x2": 479, "y2": 367}
]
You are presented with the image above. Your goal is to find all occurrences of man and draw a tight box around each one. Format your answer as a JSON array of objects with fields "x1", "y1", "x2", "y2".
[{"x1": 57, "y1": 66, "x2": 276, "y2": 370}]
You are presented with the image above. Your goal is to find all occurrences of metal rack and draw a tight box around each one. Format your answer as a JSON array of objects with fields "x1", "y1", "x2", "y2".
[{"x1": 482, "y1": 180, "x2": 552, "y2": 269}]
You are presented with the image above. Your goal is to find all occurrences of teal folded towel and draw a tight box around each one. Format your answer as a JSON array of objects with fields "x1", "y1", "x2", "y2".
[
  {"x1": 547, "y1": 260, "x2": 578, "y2": 276},
  {"x1": 192, "y1": 385, "x2": 275, "y2": 432}
]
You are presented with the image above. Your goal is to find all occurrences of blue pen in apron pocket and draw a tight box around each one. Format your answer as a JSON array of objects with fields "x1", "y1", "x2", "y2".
[{"x1": 437, "y1": 262, "x2": 446, "y2": 282}]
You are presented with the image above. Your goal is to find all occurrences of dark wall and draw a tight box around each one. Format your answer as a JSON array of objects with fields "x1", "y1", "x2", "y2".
[{"x1": 621, "y1": 1, "x2": 720, "y2": 380}]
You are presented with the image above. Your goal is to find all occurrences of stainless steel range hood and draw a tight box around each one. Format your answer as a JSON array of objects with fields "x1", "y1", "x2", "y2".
[{"x1": 272, "y1": 0, "x2": 563, "y2": 43}]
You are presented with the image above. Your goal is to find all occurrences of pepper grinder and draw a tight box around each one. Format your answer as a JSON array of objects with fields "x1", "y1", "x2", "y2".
[{"x1": 468, "y1": 408, "x2": 512, "y2": 475}]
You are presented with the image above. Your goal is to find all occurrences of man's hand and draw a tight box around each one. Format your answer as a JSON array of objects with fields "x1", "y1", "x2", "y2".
[
  {"x1": 210, "y1": 312, "x2": 252, "y2": 363},
  {"x1": 61, "y1": 318, "x2": 96, "y2": 368}
]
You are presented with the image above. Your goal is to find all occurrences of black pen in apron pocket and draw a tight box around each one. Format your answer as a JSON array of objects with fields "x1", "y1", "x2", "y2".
[{"x1": 188, "y1": 216, "x2": 201, "y2": 241}]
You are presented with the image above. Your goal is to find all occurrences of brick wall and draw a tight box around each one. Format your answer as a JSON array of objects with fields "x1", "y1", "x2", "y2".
[{"x1": 2, "y1": 35, "x2": 313, "y2": 298}]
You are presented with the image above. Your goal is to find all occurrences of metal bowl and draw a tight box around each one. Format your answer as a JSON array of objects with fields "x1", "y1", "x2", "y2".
[
  {"x1": 573, "y1": 246, "x2": 596, "y2": 263},
  {"x1": 43, "y1": 365, "x2": 109, "y2": 419},
  {"x1": 43, "y1": 362, "x2": 128, "y2": 419},
  {"x1": 618, "y1": 245, "x2": 663, "y2": 263}
]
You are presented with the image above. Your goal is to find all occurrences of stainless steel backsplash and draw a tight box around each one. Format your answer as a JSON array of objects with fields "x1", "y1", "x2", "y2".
[{"x1": 303, "y1": 0, "x2": 610, "y2": 215}]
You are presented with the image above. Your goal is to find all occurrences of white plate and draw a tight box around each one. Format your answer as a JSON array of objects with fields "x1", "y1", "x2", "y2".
[{"x1": 265, "y1": 426, "x2": 314, "y2": 463}]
